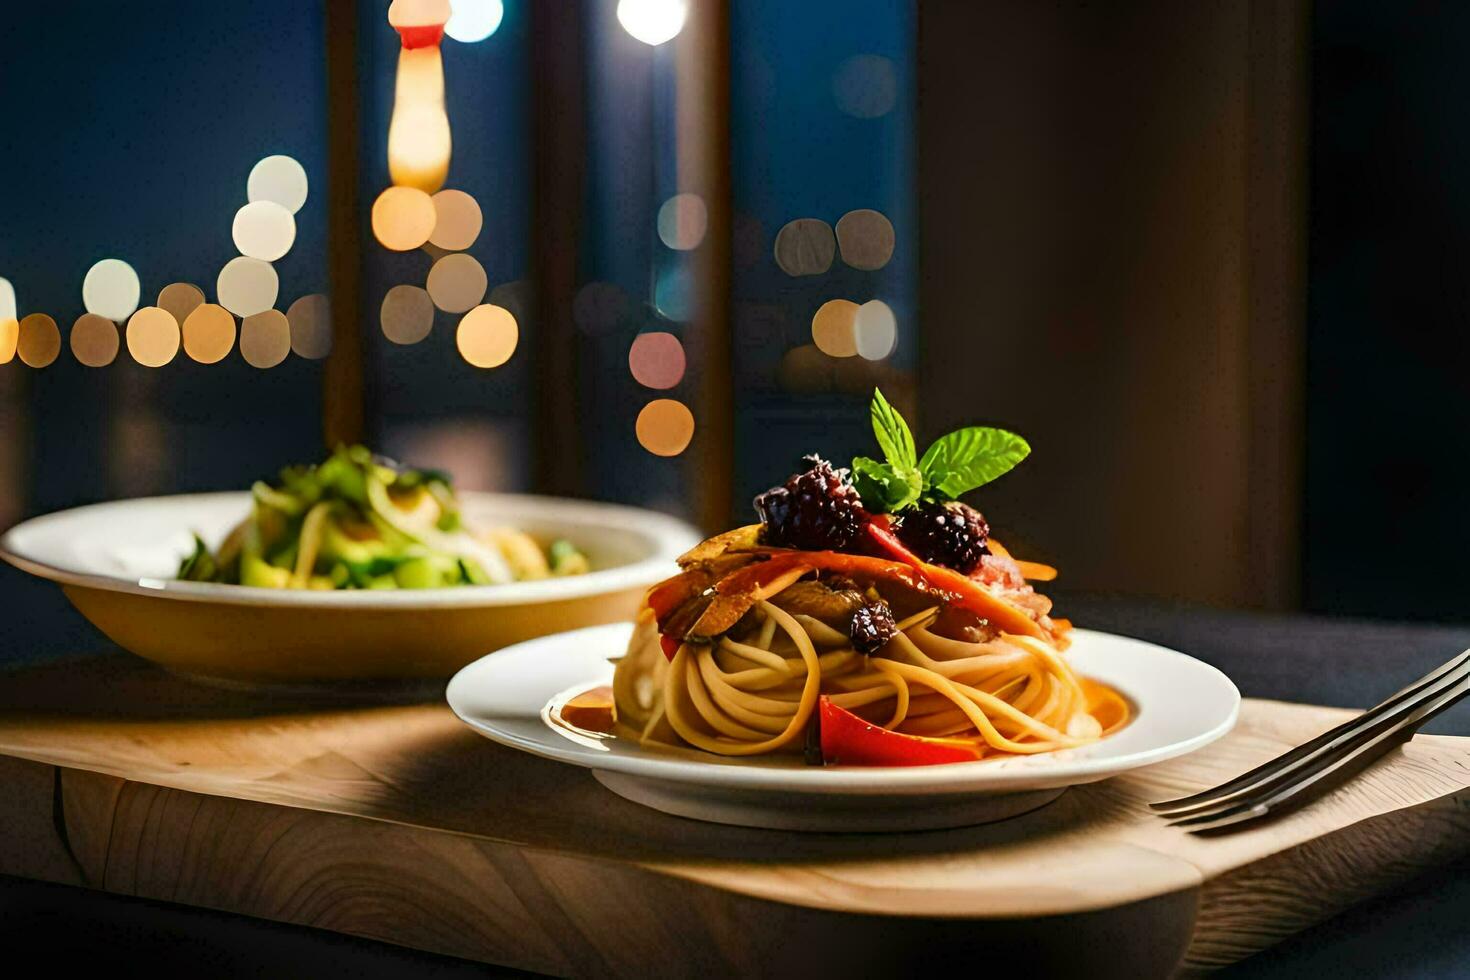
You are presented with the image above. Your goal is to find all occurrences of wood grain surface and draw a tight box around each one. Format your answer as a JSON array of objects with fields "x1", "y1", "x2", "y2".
[{"x1": 0, "y1": 656, "x2": 1466, "y2": 977}]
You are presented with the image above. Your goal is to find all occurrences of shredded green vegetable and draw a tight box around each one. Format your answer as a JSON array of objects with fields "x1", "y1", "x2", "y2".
[{"x1": 178, "y1": 445, "x2": 589, "y2": 590}]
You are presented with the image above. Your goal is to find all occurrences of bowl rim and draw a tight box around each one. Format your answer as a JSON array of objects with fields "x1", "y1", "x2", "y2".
[{"x1": 0, "y1": 490, "x2": 700, "y2": 610}]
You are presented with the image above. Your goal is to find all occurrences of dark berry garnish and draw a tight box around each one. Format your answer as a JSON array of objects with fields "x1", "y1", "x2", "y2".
[
  {"x1": 753, "y1": 455, "x2": 867, "y2": 552},
  {"x1": 893, "y1": 500, "x2": 990, "y2": 574},
  {"x1": 849, "y1": 601, "x2": 897, "y2": 655}
]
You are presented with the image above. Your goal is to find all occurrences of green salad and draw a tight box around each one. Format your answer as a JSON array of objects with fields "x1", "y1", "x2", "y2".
[{"x1": 179, "y1": 446, "x2": 589, "y2": 590}]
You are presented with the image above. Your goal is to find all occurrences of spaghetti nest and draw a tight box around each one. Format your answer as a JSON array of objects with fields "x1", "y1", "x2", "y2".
[{"x1": 613, "y1": 578, "x2": 1129, "y2": 762}]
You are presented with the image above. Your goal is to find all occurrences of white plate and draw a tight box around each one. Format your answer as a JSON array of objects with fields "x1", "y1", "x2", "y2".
[
  {"x1": 447, "y1": 624, "x2": 1241, "y2": 831},
  {"x1": 0, "y1": 492, "x2": 700, "y2": 683}
]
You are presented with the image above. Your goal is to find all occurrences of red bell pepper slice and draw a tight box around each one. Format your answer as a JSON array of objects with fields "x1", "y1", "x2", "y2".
[
  {"x1": 817, "y1": 697, "x2": 983, "y2": 766},
  {"x1": 862, "y1": 519, "x2": 1044, "y2": 638},
  {"x1": 646, "y1": 569, "x2": 711, "y2": 622}
]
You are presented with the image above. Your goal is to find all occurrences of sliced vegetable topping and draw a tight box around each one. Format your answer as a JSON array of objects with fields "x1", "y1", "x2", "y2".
[
  {"x1": 817, "y1": 697, "x2": 983, "y2": 767},
  {"x1": 176, "y1": 445, "x2": 590, "y2": 590}
]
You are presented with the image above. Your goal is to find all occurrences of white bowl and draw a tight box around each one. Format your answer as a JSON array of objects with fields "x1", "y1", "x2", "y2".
[
  {"x1": 448, "y1": 624, "x2": 1241, "y2": 831},
  {"x1": 1, "y1": 492, "x2": 701, "y2": 684}
]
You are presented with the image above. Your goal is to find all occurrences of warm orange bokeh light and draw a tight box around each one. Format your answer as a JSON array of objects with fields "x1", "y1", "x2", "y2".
[
  {"x1": 456, "y1": 304, "x2": 518, "y2": 367},
  {"x1": 635, "y1": 399, "x2": 695, "y2": 457},
  {"x1": 372, "y1": 186, "x2": 438, "y2": 251},
  {"x1": 157, "y1": 283, "x2": 206, "y2": 327},
  {"x1": 381, "y1": 285, "x2": 435, "y2": 345},
  {"x1": 126, "y1": 307, "x2": 181, "y2": 368},
  {"x1": 287, "y1": 294, "x2": 332, "y2": 360},
  {"x1": 17, "y1": 314, "x2": 60, "y2": 368},
  {"x1": 429, "y1": 189, "x2": 483, "y2": 250},
  {"x1": 182, "y1": 304, "x2": 236, "y2": 364},
  {"x1": 426, "y1": 253, "x2": 488, "y2": 313},
  {"x1": 811, "y1": 299, "x2": 859, "y2": 357},
  {"x1": 0, "y1": 319, "x2": 17, "y2": 364},
  {"x1": 240, "y1": 310, "x2": 291, "y2": 369},
  {"x1": 70, "y1": 313, "x2": 120, "y2": 367}
]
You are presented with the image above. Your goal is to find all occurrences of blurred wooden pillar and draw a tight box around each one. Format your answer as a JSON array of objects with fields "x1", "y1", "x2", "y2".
[
  {"x1": 1244, "y1": 0, "x2": 1309, "y2": 611},
  {"x1": 322, "y1": 0, "x2": 366, "y2": 449},
  {"x1": 529, "y1": 1, "x2": 587, "y2": 497},
  {"x1": 0, "y1": 371, "x2": 28, "y2": 529},
  {"x1": 678, "y1": 0, "x2": 734, "y2": 531},
  {"x1": 917, "y1": 1, "x2": 1309, "y2": 609}
]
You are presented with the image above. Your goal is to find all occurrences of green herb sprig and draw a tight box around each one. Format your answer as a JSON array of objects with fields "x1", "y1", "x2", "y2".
[{"x1": 850, "y1": 390, "x2": 1030, "y2": 513}]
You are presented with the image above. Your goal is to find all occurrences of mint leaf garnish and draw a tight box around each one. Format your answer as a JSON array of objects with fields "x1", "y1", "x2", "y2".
[
  {"x1": 851, "y1": 456, "x2": 922, "y2": 513},
  {"x1": 870, "y1": 388, "x2": 917, "y2": 470},
  {"x1": 853, "y1": 390, "x2": 1029, "y2": 513},
  {"x1": 919, "y1": 427, "x2": 1030, "y2": 499}
]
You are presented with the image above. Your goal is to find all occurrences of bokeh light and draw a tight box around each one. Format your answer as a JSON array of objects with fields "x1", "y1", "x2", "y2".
[
  {"x1": 635, "y1": 399, "x2": 695, "y2": 456},
  {"x1": 182, "y1": 304, "x2": 236, "y2": 364},
  {"x1": 835, "y1": 209, "x2": 896, "y2": 271},
  {"x1": 372, "y1": 186, "x2": 437, "y2": 251},
  {"x1": 0, "y1": 318, "x2": 16, "y2": 365},
  {"x1": 773, "y1": 219, "x2": 836, "y2": 277},
  {"x1": 426, "y1": 253, "x2": 488, "y2": 313},
  {"x1": 216, "y1": 257, "x2": 279, "y2": 317},
  {"x1": 778, "y1": 344, "x2": 837, "y2": 392},
  {"x1": 82, "y1": 259, "x2": 141, "y2": 322},
  {"x1": 0, "y1": 279, "x2": 15, "y2": 365},
  {"x1": 247, "y1": 155, "x2": 309, "y2": 214},
  {"x1": 573, "y1": 281, "x2": 630, "y2": 336},
  {"x1": 657, "y1": 193, "x2": 708, "y2": 251},
  {"x1": 811, "y1": 299, "x2": 859, "y2": 357},
  {"x1": 628, "y1": 332, "x2": 686, "y2": 389},
  {"x1": 488, "y1": 280, "x2": 532, "y2": 325},
  {"x1": 70, "y1": 313, "x2": 120, "y2": 367},
  {"x1": 125, "y1": 307, "x2": 180, "y2": 367},
  {"x1": 381, "y1": 284, "x2": 436, "y2": 345},
  {"x1": 232, "y1": 200, "x2": 297, "y2": 262},
  {"x1": 832, "y1": 54, "x2": 898, "y2": 118},
  {"x1": 17, "y1": 314, "x2": 60, "y2": 368},
  {"x1": 456, "y1": 304, "x2": 518, "y2": 367},
  {"x1": 429, "y1": 189, "x2": 483, "y2": 250},
  {"x1": 240, "y1": 310, "x2": 291, "y2": 369},
  {"x1": 445, "y1": 0, "x2": 504, "y2": 43},
  {"x1": 854, "y1": 299, "x2": 898, "y2": 360},
  {"x1": 654, "y1": 266, "x2": 694, "y2": 321},
  {"x1": 388, "y1": 0, "x2": 452, "y2": 30},
  {"x1": 157, "y1": 283, "x2": 205, "y2": 327},
  {"x1": 287, "y1": 294, "x2": 332, "y2": 360},
  {"x1": 387, "y1": 47, "x2": 452, "y2": 193},
  {"x1": 617, "y1": 0, "x2": 687, "y2": 45}
]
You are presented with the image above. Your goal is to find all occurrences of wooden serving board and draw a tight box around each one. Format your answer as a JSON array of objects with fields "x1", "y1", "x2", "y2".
[{"x1": 0, "y1": 656, "x2": 1467, "y2": 977}]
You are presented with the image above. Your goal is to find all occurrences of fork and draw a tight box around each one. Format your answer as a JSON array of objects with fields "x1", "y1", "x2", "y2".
[{"x1": 1150, "y1": 648, "x2": 1470, "y2": 832}]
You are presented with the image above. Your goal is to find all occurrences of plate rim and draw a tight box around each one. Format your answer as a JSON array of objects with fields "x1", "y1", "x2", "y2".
[
  {"x1": 446, "y1": 624, "x2": 1242, "y2": 795},
  {"x1": 0, "y1": 491, "x2": 699, "y2": 609}
]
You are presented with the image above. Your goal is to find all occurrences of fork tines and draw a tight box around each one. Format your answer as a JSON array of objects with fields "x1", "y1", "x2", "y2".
[{"x1": 1150, "y1": 648, "x2": 1470, "y2": 832}]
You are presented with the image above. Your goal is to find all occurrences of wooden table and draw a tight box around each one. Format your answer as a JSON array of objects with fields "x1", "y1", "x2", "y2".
[{"x1": 1, "y1": 655, "x2": 1467, "y2": 978}]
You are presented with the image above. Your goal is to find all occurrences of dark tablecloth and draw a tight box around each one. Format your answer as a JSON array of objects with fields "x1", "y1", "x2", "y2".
[{"x1": 3, "y1": 564, "x2": 1468, "y2": 977}]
